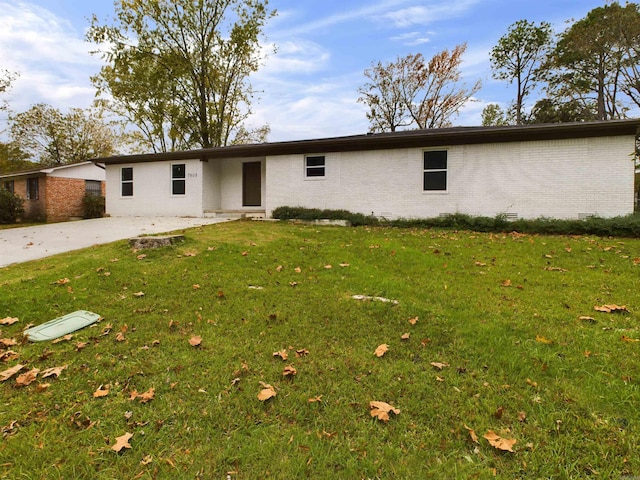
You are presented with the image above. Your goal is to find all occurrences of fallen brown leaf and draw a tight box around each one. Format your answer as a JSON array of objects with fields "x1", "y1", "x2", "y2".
[
  {"x1": 93, "y1": 385, "x2": 110, "y2": 398},
  {"x1": 369, "y1": 401, "x2": 400, "y2": 422},
  {"x1": 52, "y1": 334, "x2": 73, "y2": 344},
  {"x1": 483, "y1": 430, "x2": 516, "y2": 452},
  {"x1": 0, "y1": 364, "x2": 24, "y2": 382},
  {"x1": 464, "y1": 425, "x2": 479, "y2": 443},
  {"x1": 0, "y1": 338, "x2": 17, "y2": 347},
  {"x1": 595, "y1": 304, "x2": 629, "y2": 313},
  {"x1": 0, "y1": 317, "x2": 19, "y2": 326},
  {"x1": 189, "y1": 336, "x2": 202, "y2": 347},
  {"x1": 0, "y1": 351, "x2": 19, "y2": 362},
  {"x1": 112, "y1": 432, "x2": 133, "y2": 452},
  {"x1": 430, "y1": 362, "x2": 450, "y2": 370},
  {"x1": 41, "y1": 365, "x2": 67, "y2": 378},
  {"x1": 283, "y1": 365, "x2": 297, "y2": 377},
  {"x1": 15, "y1": 368, "x2": 40, "y2": 387},
  {"x1": 273, "y1": 349, "x2": 288, "y2": 361},
  {"x1": 295, "y1": 348, "x2": 309, "y2": 357},
  {"x1": 401, "y1": 333, "x2": 410, "y2": 340},
  {"x1": 374, "y1": 344, "x2": 389, "y2": 357},
  {"x1": 257, "y1": 382, "x2": 277, "y2": 401}
]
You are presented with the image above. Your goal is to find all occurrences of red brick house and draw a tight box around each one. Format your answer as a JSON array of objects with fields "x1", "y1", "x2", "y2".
[{"x1": 0, "y1": 162, "x2": 105, "y2": 222}]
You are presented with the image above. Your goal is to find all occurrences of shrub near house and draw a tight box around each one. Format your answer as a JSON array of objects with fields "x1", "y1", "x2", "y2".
[{"x1": 0, "y1": 188, "x2": 24, "y2": 224}]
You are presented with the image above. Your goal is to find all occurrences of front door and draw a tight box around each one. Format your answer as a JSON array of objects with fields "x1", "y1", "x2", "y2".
[{"x1": 242, "y1": 161, "x2": 262, "y2": 207}]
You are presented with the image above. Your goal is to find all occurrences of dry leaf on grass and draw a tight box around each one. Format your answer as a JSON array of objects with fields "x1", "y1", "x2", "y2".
[
  {"x1": 93, "y1": 385, "x2": 110, "y2": 398},
  {"x1": 0, "y1": 317, "x2": 19, "y2": 325},
  {"x1": 130, "y1": 387, "x2": 155, "y2": 403},
  {"x1": 189, "y1": 336, "x2": 202, "y2": 347},
  {"x1": 483, "y1": 430, "x2": 516, "y2": 452},
  {"x1": 273, "y1": 349, "x2": 288, "y2": 361},
  {"x1": 464, "y1": 425, "x2": 479, "y2": 443},
  {"x1": 369, "y1": 401, "x2": 400, "y2": 422},
  {"x1": 54, "y1": 278, "x2": 70, "y2": 285},
  {"x1": 52, "y1": 334, "x2": 73, "y2": 344},
  {"x1": 308, "y1": 395, "x2": 323, "y2": 403},
  {"x1": 41, "y1": 365, "x2": 67, "y2": 378},
  {"x1": 595, "y1": 304, "x2": 629, "y2": 313},
  {"x1": 15, "y1": 368, "x2": 40, "y2": 387},
  {"x1": 408, "y1": 317, "x2": 418, "y2": 325},
  {"x1": 283, "y1": 366, "x2": 297, "y2": 377},
  {"x1": 295, "y1": 348, "x2": 309, "y2": 357},
  {"x1": 430, "y1": 362, "x2": 450, "y2": 370},
  {"x1": 257, "y1": 382, "x2": 277, "y2": 401},
  {"x1": 401, "y1": 333, "x2": 410, "y2": 340},
  {"x1": 112, "y1": 432, "x2": 133, "y2": 452},
  {"x1": 0, "y1": 364, "x2": 24, "y2": 382},
  {"x1": 374, "y1": 344, "x2": 389, "y2": 357},
  {"x1": 0, "y1": 338, "x2": 17, "y2": 347},
  {"x1": 0, "y1": 351, "x2": 19, "y2": 362},
  {"x1": 133, "y1": 291, "x2": 145, "y2": 298}
]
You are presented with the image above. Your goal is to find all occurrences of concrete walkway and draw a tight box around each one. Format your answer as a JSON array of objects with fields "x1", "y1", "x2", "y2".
[{"x1": 0, "y1": 216, "x2": 232, "y2": 268}]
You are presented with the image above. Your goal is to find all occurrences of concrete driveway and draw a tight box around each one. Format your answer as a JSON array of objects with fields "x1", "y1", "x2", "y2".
[{"x1": 0, "y1": 216, "x2": 232, "y2": 268}]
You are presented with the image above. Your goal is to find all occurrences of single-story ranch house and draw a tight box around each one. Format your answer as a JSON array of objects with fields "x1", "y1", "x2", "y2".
[
  {"x1": 0, "y1": 161, "x2": 105, "y2": 222},
  {"x1": 96, "y1": 120, "x2": 639, "y2": 220}
]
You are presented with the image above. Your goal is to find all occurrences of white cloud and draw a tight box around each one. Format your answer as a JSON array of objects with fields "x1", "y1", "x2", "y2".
[
  {"x1": 390, "y1": 31, "x2": 433, "y2": 46},
  {"x1": 0, "y1": 2, "x2": 100, "y2": 115},
  {"x1": 259, "y1": 40, "x2": 330, "y2": 76},
  {"x1": 381, "y1": 0, "x2": 482, "y2": 28}
]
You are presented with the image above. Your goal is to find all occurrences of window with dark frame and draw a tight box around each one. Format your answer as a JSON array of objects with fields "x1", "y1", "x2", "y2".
[
  {"x1": 85, "y1": 180, "x2": 102, "y2": 197},
  {"x1": 3, "y1": 180, "x2": 14, "y2": 193},
  {"x1": 305, "y1": 155, "x2": 326, "y2": 178},
  {"x1": 27, "y1": 177, "x2": 39, "y2": 200},
  {"x1": 423, "y1": 150, "x2": 447, "y2": 191},
  {"x1": 172, "y1": 164, "x2": 186, "y2": 195},
  {"x1": 121, "y1": 167, "x2": 133, "y2": 197}
]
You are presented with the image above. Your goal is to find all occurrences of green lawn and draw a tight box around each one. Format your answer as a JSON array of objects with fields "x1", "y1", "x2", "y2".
[{"x1": 1, "y1": 221, "x2": 639, "y2": 479}]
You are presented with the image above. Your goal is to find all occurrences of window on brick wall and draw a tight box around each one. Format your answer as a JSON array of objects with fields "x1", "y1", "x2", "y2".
[
  {"x1": 27, "y1": 177, "x2": 39, "y2": 200},
  {"x1": 305, "y1": 155, "x2": 325, "y2": 178},
  {"x1": 3, "y1": 180, "x2": 14, "y2": 193},
  {"x1": 172, "y1": 164, "x2": 186, "y2": 195},
  {"x1": 121, "y1": 167, "x2": 133, "y2": 197},
  {"x1": 85, "y1": 180, "x2": 102, "y2": 196},
  {"x1": 423, "y1": 150, "x2": 447, "y2": 191}
]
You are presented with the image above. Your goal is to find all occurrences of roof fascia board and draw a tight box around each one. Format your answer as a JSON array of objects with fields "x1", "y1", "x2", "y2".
[{"x1": 97, "y1": 120, "x2": 640, "y2": 165}]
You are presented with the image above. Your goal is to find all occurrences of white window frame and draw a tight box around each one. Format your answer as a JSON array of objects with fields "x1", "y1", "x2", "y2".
[{"x1": 305, "y1": 155, "x2": 326, "y2": 179}]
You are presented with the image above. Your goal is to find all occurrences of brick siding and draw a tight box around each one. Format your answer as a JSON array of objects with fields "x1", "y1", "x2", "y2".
[{"x1": 45, "y1": 177, "x2": 87, "y2": 222}]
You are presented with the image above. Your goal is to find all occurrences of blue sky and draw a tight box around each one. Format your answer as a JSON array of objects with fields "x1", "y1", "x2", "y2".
[{"x1": 0, "y1": 0, "x2": 608, "y2": 143}]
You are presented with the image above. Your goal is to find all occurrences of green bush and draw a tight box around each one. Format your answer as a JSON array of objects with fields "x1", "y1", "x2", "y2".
[
  {"x1": 82, "y1": 194, "x2": 105, "y2": 219},
  {"x1": 271, "y1": 206, "x2": 378, "y2": 226},
  {"x1": 272, "y1": 206, "x2": 640, "y2": 237},
  {"x1": 0, "y1": 189, "x2": 24, "y2": 224}
]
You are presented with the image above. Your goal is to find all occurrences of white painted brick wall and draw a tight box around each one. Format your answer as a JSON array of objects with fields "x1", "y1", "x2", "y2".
[
  {"x1": 265, "y1": 135, "x2": 635, "y2": 220},
  {"x1": 105, "y1": 159, "x2": 204, "y2": 217}
]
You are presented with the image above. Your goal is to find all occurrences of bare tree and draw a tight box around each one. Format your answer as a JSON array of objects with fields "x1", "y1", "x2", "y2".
[{"x1": 358, "y1": 44, "x2": 480, "y2": 132}]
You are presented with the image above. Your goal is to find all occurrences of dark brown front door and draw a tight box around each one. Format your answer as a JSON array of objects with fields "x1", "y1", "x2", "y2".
[{"x1": 242, "y1": 161, "x2": 262, "y2": 207}]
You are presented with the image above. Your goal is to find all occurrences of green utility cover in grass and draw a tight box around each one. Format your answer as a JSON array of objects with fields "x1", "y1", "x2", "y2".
[{"x1": 24, "y1": 310, "x2": 102, "y2": 342}]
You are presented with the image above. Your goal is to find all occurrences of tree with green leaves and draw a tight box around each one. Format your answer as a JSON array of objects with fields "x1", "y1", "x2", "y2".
[
  {"x1": 86, "y1": 0, "x2": 274, "y2": 152},
  {"x1": 480, "y1": 103, "x2": 510, "y2": 126},
  {"x1": 527, "y1": 97, "x2": 598, "y2": 124},
  {"x1": 545, "y1": 2, "x2": 640, "y2": 121},
  {"x1": 9, "y1": 104, "x2": 118, "y2": 166},
  {"x1": 490, "y1": 20, "x2": 552, "y2": 125},
  {"x1": 358, "y1": 44, "x2": 480, "y2": 132}
]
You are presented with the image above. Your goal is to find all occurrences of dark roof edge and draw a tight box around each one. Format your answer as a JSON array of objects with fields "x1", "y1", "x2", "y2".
[{"x1": 96, "y1": 119, "x2": 640, "y2": 165}]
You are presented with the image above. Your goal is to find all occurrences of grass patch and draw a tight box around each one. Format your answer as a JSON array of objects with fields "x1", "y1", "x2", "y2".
[{"x1": 1, "y1": 221, "x2": 639, "y2": 478}]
